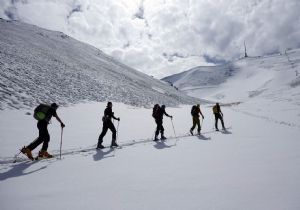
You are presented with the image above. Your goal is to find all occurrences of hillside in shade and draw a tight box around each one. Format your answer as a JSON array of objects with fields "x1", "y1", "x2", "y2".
[{"x1": 0, "y1": 19, "x2": 198, "y2": 110}]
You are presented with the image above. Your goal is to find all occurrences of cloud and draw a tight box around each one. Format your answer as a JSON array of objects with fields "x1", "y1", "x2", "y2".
[{"x1": 1, "y1": 0, "x2": 300, "y2": 78}]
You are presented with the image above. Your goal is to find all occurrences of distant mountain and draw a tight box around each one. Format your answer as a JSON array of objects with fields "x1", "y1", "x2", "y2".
[
  {"x1": 162, "y1": 50, "x2": 300, "y2": 103},
  {"x1": 162, "y1": 49, "x2": 300, "y2": 127},
  {"x1": 0, "y1": 19, "x2": 198, "y2": 110},
  {"x1": 162, "y1": 63, "x2": 236, "y2": 90}
]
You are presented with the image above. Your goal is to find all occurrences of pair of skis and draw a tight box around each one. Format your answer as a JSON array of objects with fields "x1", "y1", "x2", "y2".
[{"x1": 13, "y1": 151, "x2": 54, "y2": 163}]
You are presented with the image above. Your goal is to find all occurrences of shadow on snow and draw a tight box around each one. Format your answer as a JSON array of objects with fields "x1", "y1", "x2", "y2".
[
  {"x1": 93, "y1": 148, "x2": 115, "y2": 161},
  {"x1": 220, "y1": 129, "x2": 232, "y2": 134},
  {"x1": 0, "y1": 159, "x2": 55, "y2": 181},
  {"x1": 197, "y1": 134, "x2": 211, "y2": 140},
  {"x1": 153, "y1": 140, "x2": 175, "y2": 149}
]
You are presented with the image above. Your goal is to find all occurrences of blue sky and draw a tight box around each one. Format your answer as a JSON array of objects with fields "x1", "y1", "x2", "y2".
[{"x1": 1, "y1": 0, "x2": 300, "y2": 78}]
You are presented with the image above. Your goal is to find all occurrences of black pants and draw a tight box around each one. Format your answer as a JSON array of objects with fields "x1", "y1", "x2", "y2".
[
  {"x1": 191, "y1": 116, "x2": 201, "y2": 132},
  {"x1": 155, "y1": 119, "x2": 164, "y2": 137},
  {"x1": 27, "y1": 120, "x2": 50, "y2": 151},
  {"x1": 98, "y1": 120, "x2": 116, "y2": 144},
  {"x1": 214, "y1": 113, "x2": 225, "y2": 130}
]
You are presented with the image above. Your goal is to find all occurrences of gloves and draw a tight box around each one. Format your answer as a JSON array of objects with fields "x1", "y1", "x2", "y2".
[
  {"x1": 117, "y1": 118, "x2": 120, "y2": 121},
  {"x1": 170, "y1": 116, "x2": 173, "y2": 119},
  {"x1": 202, "y1": 116, "x2": 205, "y2": 119},
  {"x1": 61, "y1": 123, "x2": 65, "y2": 128}
]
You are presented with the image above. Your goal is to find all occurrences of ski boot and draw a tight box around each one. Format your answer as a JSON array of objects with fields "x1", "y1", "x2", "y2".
[
  {"x1": 21, "y1": 147, "x2": 34, "y2": 160},
  {"x1": 110, "y1": 142, "x2": 119, "y2": 148},
  {"x1": 190, "y1": 129, "x2": 193, "y2": 136},
  {"x1": 96, "y1": 139, "x2": 105, "y2": 149},
  {"x1": 96, "y1": 144, "x2": 105, "y2": 149},
  {"x1": 153, "y1": 135, "x2": 159, "y2": 141},
  {"x1": 38, "y1": 150, "x2": 53, "y2": 159},
  {"x1": 161, "y1": 136, "x2": 167, "y2": 140}
]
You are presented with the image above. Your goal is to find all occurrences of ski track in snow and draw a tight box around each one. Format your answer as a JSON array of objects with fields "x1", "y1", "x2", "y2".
[
  {"x1": 229, "y1": 107, "x2": 300, "y2": 129},
  {"x1": 0, "y1": 128, "x2": 228, "y2": 165}
]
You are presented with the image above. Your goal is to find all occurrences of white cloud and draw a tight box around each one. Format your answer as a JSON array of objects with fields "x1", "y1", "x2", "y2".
[{"x1": 1, "y1": 0, "x2": 300, "y2": 78}]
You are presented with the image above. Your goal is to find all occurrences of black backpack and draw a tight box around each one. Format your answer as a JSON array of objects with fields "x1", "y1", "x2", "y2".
[
  {"x1": 33, "y1": 104, "x2": 51, "y2": 121},
  {"x1": 191, "y1": 105, "x2": 197, "y2": 116},
  {"x1": 152, "y1": 104, "x2": 160, "y2": 119}
]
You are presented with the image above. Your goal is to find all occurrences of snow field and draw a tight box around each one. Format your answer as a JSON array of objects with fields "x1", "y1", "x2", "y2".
[{"x1": 1, "y1": 102, "x2": 300, "y2": 210}]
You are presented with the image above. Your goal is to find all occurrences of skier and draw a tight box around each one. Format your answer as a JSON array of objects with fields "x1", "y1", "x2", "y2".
[
  {"x1": 153, "y1": 104, "x2": 173, "y2": 141},
  {"x1": 190, "y1": 104, "x2": 204, "y2": 135},
  {"x1": 21, "y1": 103, "x2": 65, "y2": 160},
  {"x1": 97, "y1": 102, "x2": 120, "y2": 149},
  {"x1": 212, "y1": 102, "x2": 225, "y2": 131}
]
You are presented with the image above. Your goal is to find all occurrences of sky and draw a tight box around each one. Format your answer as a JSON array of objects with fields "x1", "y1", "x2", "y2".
[{"x1": 1, "y1": 0, "x2": 300, "y2": 78}]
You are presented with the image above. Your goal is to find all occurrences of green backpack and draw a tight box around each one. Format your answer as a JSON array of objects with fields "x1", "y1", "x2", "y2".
[{"x1": 33, "y1": 104, "x2": 51, "y2": 121}]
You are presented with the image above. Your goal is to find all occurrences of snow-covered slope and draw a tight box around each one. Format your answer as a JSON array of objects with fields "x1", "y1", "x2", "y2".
[
  {"x1": 0, "y1": 19, "x2": 197, "y2": 110},
  {"x1": 1, "y1": 102, "x2": 300, "y2": 210},
  {"x1": 163, "y1": 49, "x2": 300, "y2": 128},
  {"x1": 162, "y1": 63, "x2": 236, "y2": 90}
]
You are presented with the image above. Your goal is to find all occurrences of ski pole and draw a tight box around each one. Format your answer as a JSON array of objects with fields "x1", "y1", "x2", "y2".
[
  {"x1": 171, "y1": 118, "x2": 179, "y2": 145},
  {"x1": 116, "y1": 120, "x2": 120, "y2": 141},
  {"x1": 13, "y1": 150, "x2": 22, "y2": 163},
  {"x1": 60, "y1": 127, "x2": 63, "y2": 160},
  {"x1": 153, "y1": 128, "x2": 156, "y2": 140},
  {"x1": 112, "y1": 120, "x2": 120, "y2": 157},
  {"x1": 222, "y1": 115, "x2": 226, "y2": 130},
  {"x1": 152, "y1": 120, "x2": 157, "y2": 140}
]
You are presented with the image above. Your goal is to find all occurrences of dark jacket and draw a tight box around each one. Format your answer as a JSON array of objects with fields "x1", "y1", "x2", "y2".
[
  {"x1": 156, "y1": 107, "x2": 171, "y2": 120},
  {"x1": 44, "y1": 107, "x2": 57, "y2": 123},
  {"x1": 213, "y1": 104, "x2": 221, "y2": 114},
  {"x1": 192, "y1": 106, "x2": 201, "y2": 117},
  {"x1": 103, "y1": 107, "x2": 118, "y2": 122}
]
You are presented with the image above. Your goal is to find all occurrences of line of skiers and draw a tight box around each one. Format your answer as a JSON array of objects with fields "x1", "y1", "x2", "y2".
[
  {"x1": 20, "y1": 102, "x2": 226, "y2": 160},
  {"x1": 189, "y1": 102, "x2": 225, "y2": 135}
]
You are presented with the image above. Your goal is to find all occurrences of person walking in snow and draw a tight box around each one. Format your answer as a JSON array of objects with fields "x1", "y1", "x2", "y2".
[
  {"x1": 97, "y1": 102, "x2": 120, "y2": 149},
  {"x1": 212, "y1": 103, "x2": 225, "y2": 131},
  {"x1": 21, "y1": 103, "x2": 65, "y2": 160},
  {"x1": 190, "y1": 104, "x2": 204, "y2": 135},
  {"x1": 152, "y1": 104, "x2": 173, "y2": 141}
]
